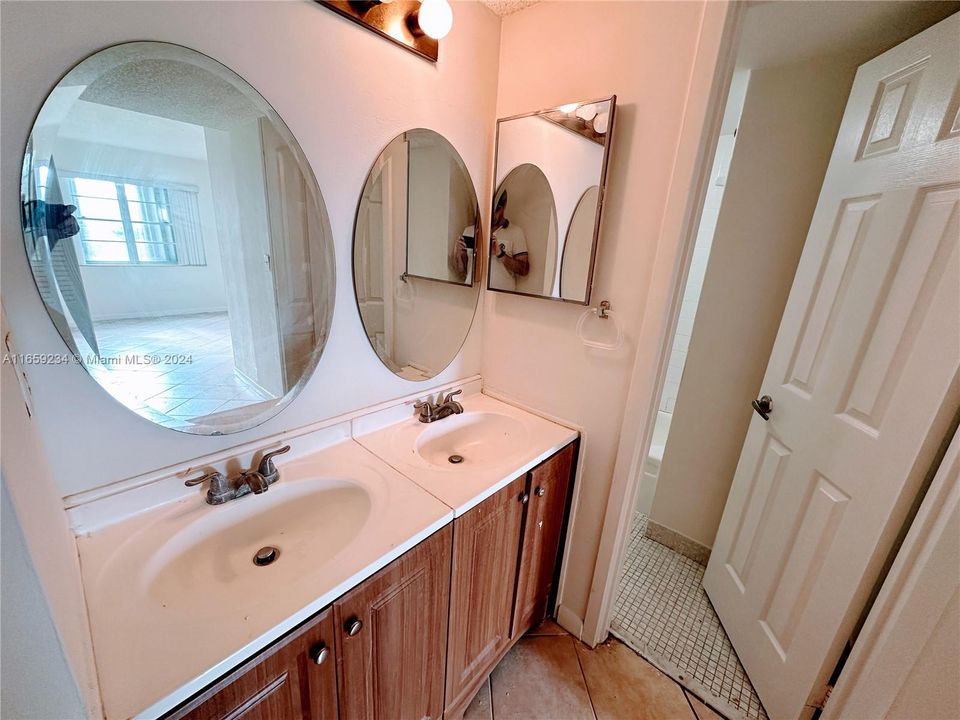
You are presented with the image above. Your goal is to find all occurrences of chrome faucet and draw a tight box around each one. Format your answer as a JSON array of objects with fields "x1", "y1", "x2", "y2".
[
  {"x1": 414, "y1": 389, "x2": 464, "y2": 423},
  {"x1": 185, "y1": 445, "x2": 291, "y2": 505}
]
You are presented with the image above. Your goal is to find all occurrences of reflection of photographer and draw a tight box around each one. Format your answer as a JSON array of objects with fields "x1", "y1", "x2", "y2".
[
  {"x1": 450, "y1": 225, "x2": 475, "y2": 284},
  {"x1": 490, "y1": 191, "x2": 529, "y2": 290}
]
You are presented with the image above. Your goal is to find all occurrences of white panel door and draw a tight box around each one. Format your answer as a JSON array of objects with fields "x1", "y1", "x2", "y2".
[{"x1": 703, "y1": 14, "x2": 960, "y2": 720}]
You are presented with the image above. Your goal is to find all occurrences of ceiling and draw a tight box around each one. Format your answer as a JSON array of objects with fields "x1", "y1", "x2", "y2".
[
  {"x1": 737, "y1": 1, "x2": 960, "y2": 69},
  {"x1": 480, "y1": 0, "x2": 540, "y2": 17}
]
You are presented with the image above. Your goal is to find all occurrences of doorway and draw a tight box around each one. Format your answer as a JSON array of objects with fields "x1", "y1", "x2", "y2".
[{"x1": 608, "y1": 3, "x2": 959, "y2": 719}]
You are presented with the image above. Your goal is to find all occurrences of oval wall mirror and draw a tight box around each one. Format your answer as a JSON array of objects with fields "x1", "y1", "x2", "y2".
[
  {"x1": 489, "y1": 164, "x2": 557, "y2": 297},
  {"x1": 560, "y1": 185, "x2": 600, "y2": 302},
  {"x1": 20, "y1": 42, "x2": 335, "y2": 435},
  {"x1": 353, "y1": 129, "x2": 480, "y2": 380}
]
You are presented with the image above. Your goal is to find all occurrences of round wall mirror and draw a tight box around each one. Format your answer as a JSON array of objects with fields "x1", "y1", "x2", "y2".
[
  {"x1": 20, "y1": 42, "x2": 335, "y2": 435},
  {"x1": 489, "y1": 164, "x2": 557, "y2": 297},
  {"x1": 353, "y1": 129, "x2": 480, "y2": 380}
]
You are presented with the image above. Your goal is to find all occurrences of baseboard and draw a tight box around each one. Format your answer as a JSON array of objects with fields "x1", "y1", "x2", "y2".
[
  {"x1": 556, "y1": 604, "x2": 584, "y2": 641},
  {"x1": 645, "y1": 519, "x2": 711, "y2": 566}
]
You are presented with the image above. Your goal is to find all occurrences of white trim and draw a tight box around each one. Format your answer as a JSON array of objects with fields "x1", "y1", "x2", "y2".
[
  {"x1": 581, "y1": 0, "x2": 746, "y2": 647},
  {"x1": 823, "y1": 424, "x2": 960, "y2": 719}
]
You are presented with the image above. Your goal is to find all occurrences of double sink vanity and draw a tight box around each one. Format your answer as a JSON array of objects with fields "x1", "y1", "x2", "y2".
[{"x1": 75, "y1": 389, "x2": 578, "y2": 719}]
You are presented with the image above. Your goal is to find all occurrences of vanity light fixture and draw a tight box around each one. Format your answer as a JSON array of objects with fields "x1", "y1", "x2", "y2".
[{"x1": 318, "y1": 0, "x2": 451, "y2": 62}]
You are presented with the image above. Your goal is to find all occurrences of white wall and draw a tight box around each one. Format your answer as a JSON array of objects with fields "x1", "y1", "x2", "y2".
[
  {"x1": 1, "y1": 479, "x2": 86, "y2": 720},
  {"x1": 484, "y1": 0, "x2": 709, "y2": 621},
  {"x1": 0, "y1": 0, "x2": 500, "y2": 501},
  {"x1": 0, "y1": 310, "x2": 102, "y2": 715},
  {"x1": 649, "y1": 54, "x2": 859, "y2": 548}
]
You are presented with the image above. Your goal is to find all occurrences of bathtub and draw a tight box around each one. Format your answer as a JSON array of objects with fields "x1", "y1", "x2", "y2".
[{"x1": 635, "y1": 410, "x2": 673, "y2": 515}]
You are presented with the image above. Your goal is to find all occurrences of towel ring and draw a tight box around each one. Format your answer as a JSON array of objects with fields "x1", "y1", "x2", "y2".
[{"x1": 576, "y1": 300, "x2": 623, "y2": 350}]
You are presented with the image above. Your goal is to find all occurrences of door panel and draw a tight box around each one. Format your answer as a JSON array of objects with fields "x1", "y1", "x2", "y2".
[
  {"x1": 445, "y1": 476, "x2": 527, "y2": 716},
  {"x1": 335, "y1": 525, "x2": 451, "y2": 720},
  {"x1": 704, "y1": 14, "x2": 960, "y2": 720},
  {"x1": 167, "y1": 607, "x2": 338, "y2": 720}
]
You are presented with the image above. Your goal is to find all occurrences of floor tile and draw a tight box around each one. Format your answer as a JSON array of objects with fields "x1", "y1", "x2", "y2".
[
  {"x1": 526, "y1": 619, "x2": 568, "y2": 636},
  {"x1": 686, "y1": 690, "x2": 727, "y2": 720},
  {"x1": 611, "y1": 513, "x2": 767, "y2": 720},
  {"x1": 576, "y1": 640, "x2": 696, "y2": 720},
  {"x1": 463, "y1": 676, "x2": 493, "y2": 720},
  {"x1": 490, "y1": 636, "x2": 595, "y2": 720}
]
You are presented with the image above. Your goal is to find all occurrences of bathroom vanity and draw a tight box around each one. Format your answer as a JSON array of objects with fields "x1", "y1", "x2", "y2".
[
  {"x1": 71, "y1": 391, "x2": 577, "y2": 719},
  {"x1": 166, "y1": 437, "x2": 575, "y2": 720}
]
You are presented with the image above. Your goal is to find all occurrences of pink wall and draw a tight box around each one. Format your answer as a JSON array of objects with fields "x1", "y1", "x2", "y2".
[{"x1": 484, "y1": 0, "x2": 708, "y2": 621}]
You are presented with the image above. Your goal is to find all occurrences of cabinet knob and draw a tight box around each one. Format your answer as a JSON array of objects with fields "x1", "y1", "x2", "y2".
[
  {"x1": 519, "y1": 492, "x2": 529, "y2": 504},
  {"x1": 345, "y1": 617, "x2": 363, "y2": 636},
  {"x1": 311, "y1": 643, "x2": 330, "y2": 666},
  {"x1": 535, "y1": 486, "x2": 546, "y2": 497}
]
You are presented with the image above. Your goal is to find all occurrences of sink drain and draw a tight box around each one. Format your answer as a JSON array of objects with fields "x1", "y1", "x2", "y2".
[
  {"x1": 448, "y1": 454, "x2": 464, "y2": 464},
  {"x1": 253, "y1": 546, "x2": 279, "y2": 566}
]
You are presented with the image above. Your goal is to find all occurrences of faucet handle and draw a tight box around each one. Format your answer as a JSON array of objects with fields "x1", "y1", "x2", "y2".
[
  {"x1": 185, "y1": 471, "x2": 223, "y2": 488},
  {"x1": 414, "y1": 399, "x2": 435, "y2": 422},
  {"x1": 257, "y1": 445, "x2": 291, "y2": 479},
  {"x1": 440, "y1": 388, "x2": 462, "y2": 404}
]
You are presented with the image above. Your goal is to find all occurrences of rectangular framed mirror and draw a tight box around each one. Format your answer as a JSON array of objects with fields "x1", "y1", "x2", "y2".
[
  {"x1": 404, "y1": 130, "x2": 480, "y2": 287},
  {"x1": 487, "y1": 95, "x2": 616, "y2": 305}
]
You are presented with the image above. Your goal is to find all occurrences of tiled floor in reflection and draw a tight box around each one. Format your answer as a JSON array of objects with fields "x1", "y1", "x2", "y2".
[
  {"x1": 611, "y1": 514, "x2": 767, "y2": 720},
  {"x1": 87, "y1": 313, "x2": 268, "y2": 429},
  {"x1": 465, "y1": 620, "x2": 723, "y2": 720}
]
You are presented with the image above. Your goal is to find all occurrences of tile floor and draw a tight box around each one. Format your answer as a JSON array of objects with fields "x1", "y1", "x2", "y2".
[
  {"x1": 83, "y1": 313, "x2": 269, "y2": 430},
  {"x1": 464, "y1": 620, "x2": 724, "y2": 720},
  {"x1": 611, "y1": 514, "x2": 767, "y2": 720}
]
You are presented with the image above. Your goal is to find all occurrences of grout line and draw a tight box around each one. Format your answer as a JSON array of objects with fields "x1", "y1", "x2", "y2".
[
  {"x1": 488, "y1": 675, "x2": 495, "y2": 720},
  {"x1": 570, "y1": 637, "x2": 600, "y2": 720}
]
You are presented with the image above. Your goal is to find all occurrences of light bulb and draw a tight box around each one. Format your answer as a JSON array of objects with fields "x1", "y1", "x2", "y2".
[
  {"x1": 559, "y1": 102, "x2": 579, "y2": 114},
  {"x1": 418, "y1": 0, "x2": 453, "y2": 40},
  {"x1": 593, "y1": 111, "x2": 609, "y2": 134},
  {"x1": 575, "y1": 104, "x2": 598, "y2": 121}
]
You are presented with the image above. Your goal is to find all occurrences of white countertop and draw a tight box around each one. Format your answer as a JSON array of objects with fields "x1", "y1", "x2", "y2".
[
  {"x1": 354, "y1": 392, "x2": 579, "y2": 516},
  {"x1": 78, "y1": 439, "x2": 452, "y2": 719}
]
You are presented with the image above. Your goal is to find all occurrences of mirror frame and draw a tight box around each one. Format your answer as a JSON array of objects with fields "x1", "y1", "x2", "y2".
[
  {"x1": 18, "y1": 40, "x2": 337, "y2": 435},
  {"x1": 487, "y1": 94, "x2": 617, "y2": 306},
  {"x1": 351, "y1": 127, "x2": 483, "y2": 380}
]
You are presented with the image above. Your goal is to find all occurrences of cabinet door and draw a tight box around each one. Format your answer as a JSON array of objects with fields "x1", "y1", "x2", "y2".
[
  {"x1": 167, "y1": 607, "x2": 338, "y2": 720},
  {"x1": 335, "y1": 524, "x2": 452, "y2": 720},
  {"x1": 512, "y1": 442, "x2": 577, "y2": 638},
  {"x1": 445, "y1": 476, "x2": 527, "y2": 716}
]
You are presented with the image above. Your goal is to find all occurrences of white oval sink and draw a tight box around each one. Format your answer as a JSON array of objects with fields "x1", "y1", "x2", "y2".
[
  {"x1": 140, "y1": 479, "x2": 371, "y2": 616},
  {"x1": 415, "y1": 411, "x2": 528, "y2": 468}
]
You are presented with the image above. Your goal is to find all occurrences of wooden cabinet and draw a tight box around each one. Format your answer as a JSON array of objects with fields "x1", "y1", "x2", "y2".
[
  {"x1": 335, "y1": 524, "x2": 451, "y2": 720},
  {"x1": 512, "y1": 442, "x2": 577, "y2": 638},
  {"x1": 167, "y1": 607, "x2": 338, "y2": 720},
  {"x1": 444, "y1": 476, "x2": 528, "y2": 717}
]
